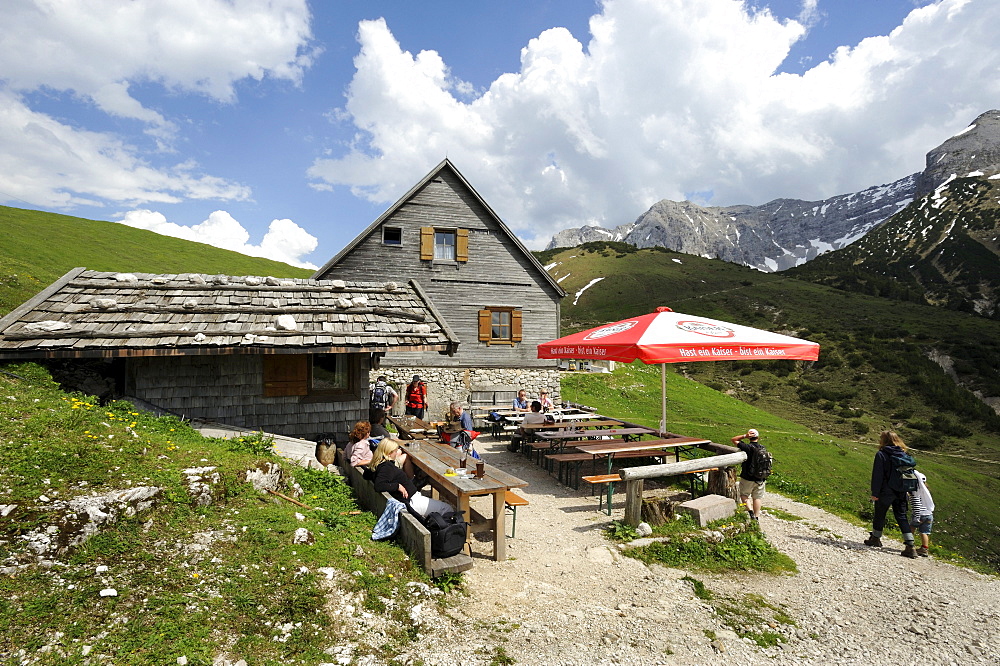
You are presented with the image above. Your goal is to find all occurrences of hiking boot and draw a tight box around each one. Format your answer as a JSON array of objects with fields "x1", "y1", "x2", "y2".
[
  {"x1": 901, "y1": 544, "x2": 917, "y2": 559},
  {"x1": 916, "y1": 546, "x2": 929, "y2": 557},
  {"x1": 746, "y1": 510, "x2": 756, "y2": 521},
  {"x1": 864, "y1": 535, "x2": 882, "y2": 547}
]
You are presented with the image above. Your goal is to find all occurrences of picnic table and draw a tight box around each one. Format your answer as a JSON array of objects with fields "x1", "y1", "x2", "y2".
[
  {"x1": 576, "y1": 436, "x2": 711, "y2": 474},
  {"x1": 404, "y1": 440, "x2": 527, "y2": 561},
  {"x1": 387, "y1": 414, "x2": 434, "y2": 440}
]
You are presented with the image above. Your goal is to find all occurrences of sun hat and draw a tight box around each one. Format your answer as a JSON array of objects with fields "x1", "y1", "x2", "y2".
[
  {"x1": 412, "y1": 374, "x2": 421, "y2": 382},
  {"x1": 748, "y1": 428, "x2": 759, "y2": 438}
]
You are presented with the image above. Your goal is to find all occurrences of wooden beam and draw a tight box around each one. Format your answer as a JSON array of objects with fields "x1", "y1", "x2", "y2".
[{"x1": 619, "y1": 453, "x2": 746, "y2": 481}]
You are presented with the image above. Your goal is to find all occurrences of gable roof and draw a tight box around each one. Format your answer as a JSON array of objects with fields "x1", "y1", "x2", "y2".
[
  {"x1": 0, "y1": 268, "x2": 459, "y2": 359},
  {"x1": 312, "y1": 158, "x2": 566, "y2": 297}
]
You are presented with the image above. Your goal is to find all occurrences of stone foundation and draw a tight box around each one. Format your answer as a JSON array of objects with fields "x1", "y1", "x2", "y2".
[{"x1": 372, "y1": 367, "x2": 562, "y2": 422}]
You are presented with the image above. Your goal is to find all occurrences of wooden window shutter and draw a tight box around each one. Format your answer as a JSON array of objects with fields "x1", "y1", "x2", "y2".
[
  {"x1": 419, "y1": 227, "x2": 434, "y2": 260},
  {"x1": 512, "y1": 309, "x2": 523, "y2": 342},
  {"x1": 455, "y1": 228, "x2": 469, "y2": 262},
  {"x1": 263, "y1": 355, "x2": 309, "y2": 397},
  {"x1": 478, "y1": 309, "x2": 491, "y2": 341}
]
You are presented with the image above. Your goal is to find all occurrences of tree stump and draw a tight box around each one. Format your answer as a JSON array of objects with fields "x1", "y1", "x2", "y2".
[
  {"x1": 708, "y1": 467, "x2": 739, "y2": 500},
  {"x1": 640, "y1": 490, "x2": 693, "y2": 526}
]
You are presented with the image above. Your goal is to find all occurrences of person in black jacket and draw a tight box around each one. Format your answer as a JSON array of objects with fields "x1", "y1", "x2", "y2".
[
  {"x1": 731, "y1": 428, "x2": 768, "y2": 520},
  {"x1": 368, "y1": 438, "x2": 453, "y2": 518},
  {"x1": 866, "y1": 430, "x2": 917, "y2": 558}
]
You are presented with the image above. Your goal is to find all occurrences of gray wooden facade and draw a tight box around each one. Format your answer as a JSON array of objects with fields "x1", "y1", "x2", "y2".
[
  {"x1": 0, "y1": 269, "x2": 459, "y2": 439},
  {"x1": 313, "y1": 159, "x2": 566, "y2": 371}
]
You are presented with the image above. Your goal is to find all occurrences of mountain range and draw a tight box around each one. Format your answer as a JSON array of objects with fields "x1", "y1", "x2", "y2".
[{"x1": 547, "y1": 110, "x2": 1000, "y2": 274}]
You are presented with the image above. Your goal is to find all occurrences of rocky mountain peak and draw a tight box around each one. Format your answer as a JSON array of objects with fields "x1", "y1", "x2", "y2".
[
  {"x1": 546, "y1": 110, "x2": 1000, "y2": 273},
  {"x1": 917, "y1": 109, "x2": 1000, "y2": 195}
]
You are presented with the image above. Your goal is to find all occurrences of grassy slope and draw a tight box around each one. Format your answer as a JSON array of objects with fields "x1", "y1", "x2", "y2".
[
  {"x1": 0, "y1": 205, "x2": 312, "y2": 314},
  {"x1": 0, "y1": 363, "x2": 444, "y2": 663}
]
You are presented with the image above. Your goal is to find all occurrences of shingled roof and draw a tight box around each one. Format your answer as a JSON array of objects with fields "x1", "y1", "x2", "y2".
[{"x1": 0, "y1": 268, "x2": 459, "y2": 359}]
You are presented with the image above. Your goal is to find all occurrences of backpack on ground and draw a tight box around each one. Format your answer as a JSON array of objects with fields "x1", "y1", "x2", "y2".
[
  {"x1": 422, "y1": 510, "x2": 467, "y2": 559},
  {"x1": 744, "y1": 442, "x2": 773, "y2": 480},
  {"x1": 886, "y1": 450, "x2": 918, "y2": 492},
  {"x1": 370, "y1": 381, "x2": 389, "y2": 410}
]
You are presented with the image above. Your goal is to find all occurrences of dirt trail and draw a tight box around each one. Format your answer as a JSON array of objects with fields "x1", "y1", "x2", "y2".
[{"x1": 401, "y1": 436, "x2": 1000, "y2": 666}]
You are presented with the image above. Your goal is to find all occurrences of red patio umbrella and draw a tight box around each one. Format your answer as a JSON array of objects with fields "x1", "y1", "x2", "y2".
[{"x1": 537, "y1": 307, "x2": 820, "y2": 433}]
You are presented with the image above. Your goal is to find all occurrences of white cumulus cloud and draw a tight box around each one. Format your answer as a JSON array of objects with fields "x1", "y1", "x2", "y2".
[
  {"x1": 308, "y1": 0, "x2": 1000, "y2": 249},
  {"x1": 0, "y1": 0, "x2": 314, "y2": 208},
  {"x1": 116, "y1": 209, "x2": 319, "y2": 269}
]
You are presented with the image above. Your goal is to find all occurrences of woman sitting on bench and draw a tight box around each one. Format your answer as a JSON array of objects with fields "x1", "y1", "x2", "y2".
[
  {"x1": 369, "y1": 439, "x2": 453, "y2": 518},
  {"x1": 345, "y1": 421, "x2": 377, "y2": 480}
]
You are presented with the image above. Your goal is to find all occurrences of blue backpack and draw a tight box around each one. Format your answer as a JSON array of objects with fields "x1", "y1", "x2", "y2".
[
  {"x1": 370, "y1": 382, "x2": 389, "y2": 409},
  {"x1": 886, "y1": 450, "x2": 918, "y2": 492}
]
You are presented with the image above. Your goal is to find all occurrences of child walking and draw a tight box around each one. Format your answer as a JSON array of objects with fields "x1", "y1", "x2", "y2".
[{"x1": 908, "y1": 470, "x2": 935, "y2": 557}]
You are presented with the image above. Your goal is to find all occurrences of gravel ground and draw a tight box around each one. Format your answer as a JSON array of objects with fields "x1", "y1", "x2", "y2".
[{"x1": 395, "y1": 437, "x2": 1000, "y2": 666}]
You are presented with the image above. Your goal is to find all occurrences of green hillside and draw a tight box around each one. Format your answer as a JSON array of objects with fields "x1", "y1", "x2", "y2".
[
  {"x1": 787, "y1": 175, "x2": 1000, "y2": 319},
  {"x1": 537, "y1": 242, "x2": 1000, "y2": 460},
  {"x1": 0, "y1": 205, "x2": 312, "y2": 314}
]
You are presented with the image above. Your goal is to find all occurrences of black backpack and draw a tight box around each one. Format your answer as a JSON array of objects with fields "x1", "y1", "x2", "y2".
[
  {"x1": 423, "y1": 510, "x2": 467, "y2": 559},
  {"x1": 370, "y1": 382, "x2": 389, "y2": 409},
  {"x1": 886, "y1": 449, "x2": 918, "y2": 492},
  {"x1": 744, "y1": 442, "x2": 773, "y2": 481}
]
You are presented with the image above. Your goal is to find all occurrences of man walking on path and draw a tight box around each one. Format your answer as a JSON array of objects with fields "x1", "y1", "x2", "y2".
[{"x1": 731, "y1": 428, "x2": 772, "y2": 521}]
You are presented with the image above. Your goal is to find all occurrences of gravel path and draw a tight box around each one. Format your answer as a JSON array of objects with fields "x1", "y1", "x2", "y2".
[{"x1": 401, "y1": 438, "x2": 1000, "y2": 666}]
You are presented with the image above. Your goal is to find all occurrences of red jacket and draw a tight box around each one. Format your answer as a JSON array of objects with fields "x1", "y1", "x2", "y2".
[{"x1": 405, "y1": 381, "x2": 427, "y2": 409}]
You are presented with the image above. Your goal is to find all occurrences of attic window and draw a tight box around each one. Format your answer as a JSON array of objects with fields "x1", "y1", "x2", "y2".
[
  {"x1": 434, "y1": 231, "x2": 456, "y2": 260},
  {"x1": 383, "y1": 226, "x2": 402, "y2": 246},
  {"x1": 420, "y1": 226, "x2": 469, "y2": 262}
]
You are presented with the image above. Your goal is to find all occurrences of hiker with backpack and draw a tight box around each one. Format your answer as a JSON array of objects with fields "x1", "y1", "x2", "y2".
[
  {"x1": 404, "y1": 375, "x2": 427, "y2": 420},
  {"x1": 369, "y1": 376, "x2": 398, "y2": 417},
  {"x1": 866, "y1": 430, "x2": 918, "y2": 558},
  {"x1": 731, "y1": 428, "x2": 773, "y2": 521}
]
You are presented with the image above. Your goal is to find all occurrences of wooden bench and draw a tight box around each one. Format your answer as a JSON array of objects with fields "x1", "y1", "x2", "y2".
[
  {"x1": 582, "y1": 474, "x2": 621, "y2": 515},
  {"x1": 543, "y1": 452, "x2": 596, "y2": 486},
  {"x1": 504, "y1": 491, "x2": 530, "y2": 538},
  {"x1": 336, "y1": 450, "x2": 473, "y2": 577}
]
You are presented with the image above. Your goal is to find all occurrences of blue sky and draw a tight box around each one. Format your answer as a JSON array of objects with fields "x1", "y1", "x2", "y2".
[{"x1": 2, "y1": 0, "x2": 998, "y2": 269}]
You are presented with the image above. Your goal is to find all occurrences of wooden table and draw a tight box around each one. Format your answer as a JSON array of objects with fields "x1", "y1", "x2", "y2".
[
  {"x1": 387, "y1": 414, "x2": 433, "y2": 440},
  {"x1": 576, "y1": 436, "x2": 712, "y2": 474},
  {"x1": 404, "y1": 440, "x2": 527, "y2": 561},
  {"x1": 519, "y1": 419, "x2": 624, "y2": 431}
]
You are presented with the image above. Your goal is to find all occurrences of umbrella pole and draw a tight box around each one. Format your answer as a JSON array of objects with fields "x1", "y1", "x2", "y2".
[{"x1": 660, "y1": 364, "x2": 667, "y2": 436}]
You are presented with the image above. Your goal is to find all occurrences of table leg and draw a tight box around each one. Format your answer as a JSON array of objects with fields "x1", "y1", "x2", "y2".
[
  {"x1": 457, "y1": 495, "x2": 472, "y2": 524},
  {"x1": 493, "y1": 491, "x2": 506, "y2": 561}
]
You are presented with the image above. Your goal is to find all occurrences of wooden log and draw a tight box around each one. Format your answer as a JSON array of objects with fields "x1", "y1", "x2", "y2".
[
  {"x1": 624, "y1": 479, "x2": 644, "y2": 527},
  {"x1": 619, "y1": 453, "x2": 746, "y2": 481}
]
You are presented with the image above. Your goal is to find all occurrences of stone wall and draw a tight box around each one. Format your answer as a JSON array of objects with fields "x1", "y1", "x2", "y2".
[{"x1": 373, "y1": 367, "x2": 562, "y2": 422}]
